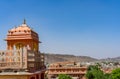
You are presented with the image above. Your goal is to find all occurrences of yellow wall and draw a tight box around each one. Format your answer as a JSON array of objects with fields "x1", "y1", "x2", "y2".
[{"x1": 0, "y1": 75, "x2": 28, "y2": 79}]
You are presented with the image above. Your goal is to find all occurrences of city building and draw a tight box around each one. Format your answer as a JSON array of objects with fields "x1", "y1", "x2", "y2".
[
  {"x1": 47, "y1": 61, "x2": 87, "y2": 79},
  {"x1": 0, "y1": 20, "x2": 45, "y2": 79}
]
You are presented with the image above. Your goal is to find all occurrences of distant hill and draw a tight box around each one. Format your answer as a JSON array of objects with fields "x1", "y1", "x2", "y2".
[
  {"x1": 100, "y1": 56, "x2": 120, "y2": 62},
  {"x1": 114, "y1": 56, "x2": 120, "y2": 61},
  {"x1": 44, "y1": 53, "x2": 98, "y2": 64}
]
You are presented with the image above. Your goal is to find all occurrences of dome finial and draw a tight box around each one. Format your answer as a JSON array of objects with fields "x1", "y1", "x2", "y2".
[{"x1": 23, "y1": 19, "x2": 26, "y2": 24}]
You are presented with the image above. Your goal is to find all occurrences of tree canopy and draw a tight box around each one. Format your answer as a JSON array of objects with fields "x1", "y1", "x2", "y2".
[
  {"x1": 86, "y1": 65, "x2": 111, "y2": 79},
  {"x1": 58, "y1": 74, "x2": 72, "y2": 79},
  {"x1": 111, "y1": 68, "x2": 120, "y2": 79}
]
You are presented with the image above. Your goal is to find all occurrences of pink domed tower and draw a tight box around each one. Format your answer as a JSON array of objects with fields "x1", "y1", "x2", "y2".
[
  {"x1": 0, "y1": 20, "x2": 45, "y2": 79},
  {"x1": 6, "y1": 19, "x2": 40, "y2": 52}
]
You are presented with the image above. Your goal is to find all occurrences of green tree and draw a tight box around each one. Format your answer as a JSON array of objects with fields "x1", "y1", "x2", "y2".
[
  {"x1": 111, "y1": 68, "x2": 120, "y2": 79},
  {"x1": 86, "y1": 65, "x2": 107, "y2": 79},
  {"x1": 104, "y1": 73, "x2": 111, "y2": 79},
  {"x1": 58, "y1": 74, "x2": 72, "y2": 79}
]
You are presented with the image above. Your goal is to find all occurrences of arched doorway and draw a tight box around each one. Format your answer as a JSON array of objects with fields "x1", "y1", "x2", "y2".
[
  {"x1": 30, "y1": 77, "x2": 35, "y2": 79},
  {"x1": 36, "y1": 74, "x2": 39, "y2": 79},
  {"x1": 41, "y1": 73, "x2": 45, "y2": 79}
]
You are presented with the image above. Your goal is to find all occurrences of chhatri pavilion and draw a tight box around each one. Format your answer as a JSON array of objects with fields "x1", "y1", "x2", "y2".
[{"x1": 0, "y1": 20, "x2": 45, "y2": 79}]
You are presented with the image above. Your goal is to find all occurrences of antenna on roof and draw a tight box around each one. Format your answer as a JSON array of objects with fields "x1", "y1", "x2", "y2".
[{"x1": 23, "y1": 19, "x2": 26, "y2": 24}]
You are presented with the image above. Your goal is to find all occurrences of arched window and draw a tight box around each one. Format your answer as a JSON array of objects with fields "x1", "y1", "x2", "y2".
[
  {"x1": 15, "y1": 43, "x2": 23, "y2": 50},
  {"x1": 13, "y1": 45, "x2": 16, "y2": 50},
  {"x1": 2, "y1": 58, "x2": 4, "y2": 62},
  {"x1": 33, "y1": 43, "x2": 37, "y2": 51},
  {"x1": 27, "y1": 44, "x2": 31, "y2": 50},
  {"x1": 17, "y1": 57, "x2": 20, "y2": 62},
  {"x1": 17, "y1": 51, "x2": 20, "y2": 56}
]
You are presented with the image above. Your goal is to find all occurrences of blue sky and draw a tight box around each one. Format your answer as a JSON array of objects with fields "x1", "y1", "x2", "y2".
[{"x1": 0, "y1": 0, "x2": 120, "y2": 58}]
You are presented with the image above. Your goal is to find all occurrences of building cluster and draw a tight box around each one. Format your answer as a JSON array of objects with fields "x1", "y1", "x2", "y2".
[
  {"x1": 47, "y1": 61, "x2": 120, "y2": 79},
  {"x1": 96, "y1": 61, "x2": 120, "y2": 73}
]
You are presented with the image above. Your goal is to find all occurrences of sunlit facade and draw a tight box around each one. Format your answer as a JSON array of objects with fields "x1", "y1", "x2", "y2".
[{"x1": 0, "y1": 20, "x2": 45, "y2": 79}]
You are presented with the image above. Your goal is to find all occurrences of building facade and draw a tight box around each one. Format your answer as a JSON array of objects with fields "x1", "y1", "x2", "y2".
[
  {"x1": 47, "y1": 61, "x2": 87, "y2": 79},
  {"x1": 0, "y1": 20, "x2": 45, "y2": 79}
]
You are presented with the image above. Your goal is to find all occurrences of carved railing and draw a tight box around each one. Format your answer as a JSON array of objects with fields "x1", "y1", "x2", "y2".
[
  {"x1": 0, "y1": 50, "x2": 26, "y2": 69},
  {"x1": 0, "y1": 62, "x2": 21, "y2": 69},
  {"x1": 48, "y1": 67, "x2": 87, "y2": 75}
]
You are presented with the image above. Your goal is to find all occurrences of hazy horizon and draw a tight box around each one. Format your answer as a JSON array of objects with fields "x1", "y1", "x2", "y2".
[{"x1": 0, "y1": 0, "x2": 120, "y2": 59}]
